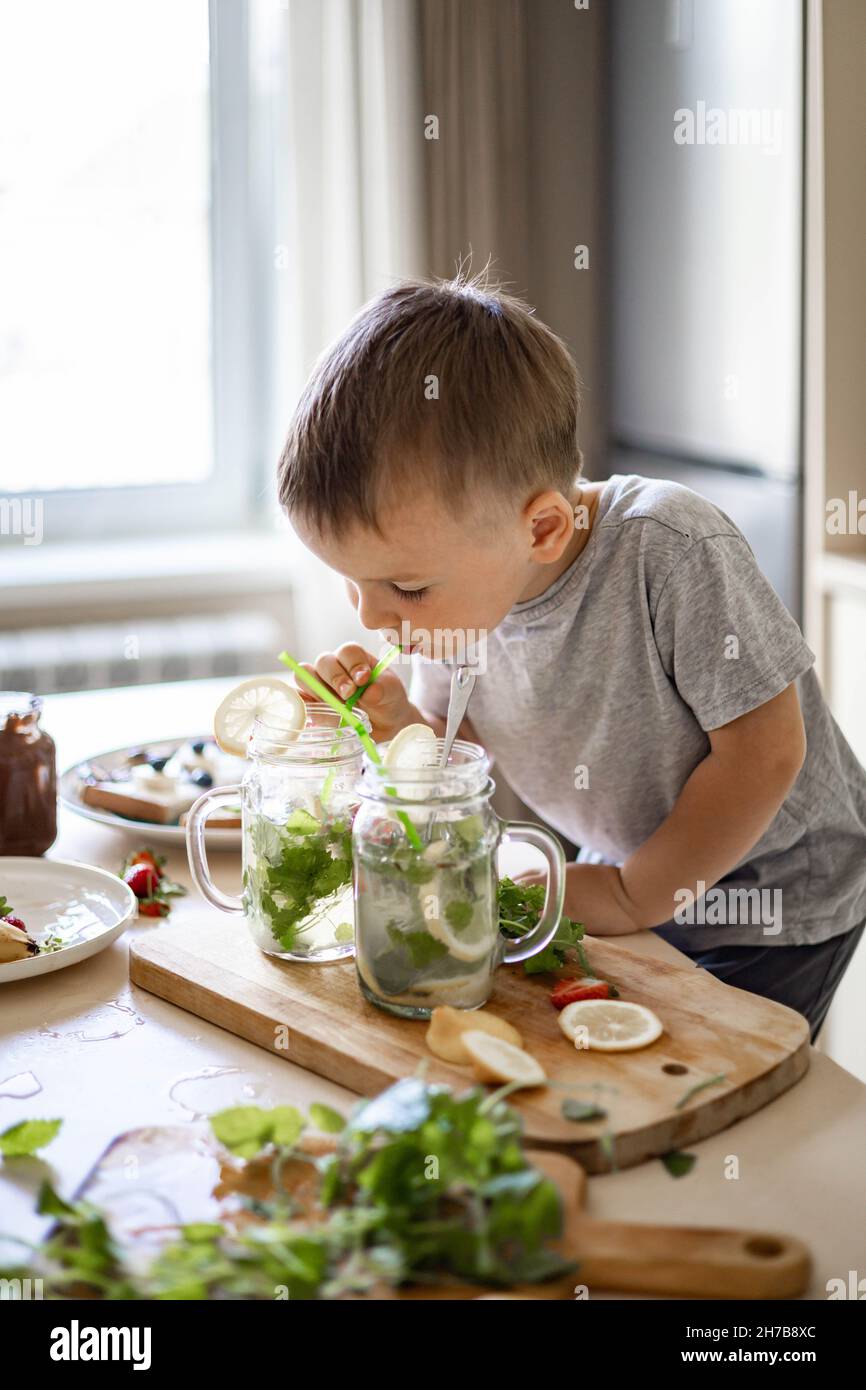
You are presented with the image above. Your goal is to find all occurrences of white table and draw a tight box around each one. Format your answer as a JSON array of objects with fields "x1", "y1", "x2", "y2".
[{"x1": 2, "y1": 678, "x2": 865, "y2": 1296}]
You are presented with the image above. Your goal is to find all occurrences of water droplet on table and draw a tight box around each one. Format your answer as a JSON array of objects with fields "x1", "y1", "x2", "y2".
[
  {"x1": 168, "y1": 1067, "x2": 266, "y2": 1120},
  {"x1": 37, "y1": 999, "x2": 145, "y2": 1044},
  {"x1": 0, "y1": 1071, "x2": 42, "y2": 1099}
]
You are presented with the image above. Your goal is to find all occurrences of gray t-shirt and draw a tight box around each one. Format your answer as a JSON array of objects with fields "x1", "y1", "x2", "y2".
[{"x1": 411, "y1": 473, "x2": 866, "y2": 948}]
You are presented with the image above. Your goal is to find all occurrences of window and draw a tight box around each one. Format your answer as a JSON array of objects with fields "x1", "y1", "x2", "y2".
[{"x1": 0, "y1": 0, "x2": 271, "y2": 537}]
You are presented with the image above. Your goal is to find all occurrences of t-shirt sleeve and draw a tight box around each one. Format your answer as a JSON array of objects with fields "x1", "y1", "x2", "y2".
[
  {"x1": 652, "y1": 534, "x2": 815, "y2": 731},
  {"x1": 409, "y1": 656, "x2": 454, "y2": 721}
]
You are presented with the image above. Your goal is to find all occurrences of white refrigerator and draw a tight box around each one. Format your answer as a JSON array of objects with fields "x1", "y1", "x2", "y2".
[{"x1": 607, "y1": 0, "x2": 804, "y2": 617}]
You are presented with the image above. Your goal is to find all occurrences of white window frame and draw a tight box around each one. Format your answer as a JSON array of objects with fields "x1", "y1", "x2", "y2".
[{"x1": 14, "y1": 0, "x2": 274, "y2": 542}]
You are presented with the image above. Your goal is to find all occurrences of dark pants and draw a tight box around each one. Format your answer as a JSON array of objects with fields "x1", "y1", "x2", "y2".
[{"x1": 657, "y1": 922, "x2": 866, "y2": 1044}]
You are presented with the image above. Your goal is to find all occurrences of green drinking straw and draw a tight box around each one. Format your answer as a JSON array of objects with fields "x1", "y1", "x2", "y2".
[
  {"x1": 321, "y1": 644, "x2": 400, "y2": 806},
  {"x1": 344, "y1": 643, "x2": 401, "y2": 710},
  {"x1": 278, "y1": 651, "x2": 422, "y2": 851}
]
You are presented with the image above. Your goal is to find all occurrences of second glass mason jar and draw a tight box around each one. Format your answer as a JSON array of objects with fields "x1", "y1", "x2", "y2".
[
  {"x1": 353, "y1": 739, "x2": 565, "y2": 1018},
  {"x1": 187, "y1": 704, "x2": 370, "y2": 962}
]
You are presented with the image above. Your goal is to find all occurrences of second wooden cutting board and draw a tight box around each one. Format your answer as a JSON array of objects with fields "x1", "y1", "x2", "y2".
[{"x1": 130, "y1": 919, "x2": 810, "y2": 1172}]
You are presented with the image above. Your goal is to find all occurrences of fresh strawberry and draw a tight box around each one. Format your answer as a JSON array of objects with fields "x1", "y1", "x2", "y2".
[
  {"x1": 2, "y1": 915, "x2": 27, "y2": 932},
  {"x1": 138, "y1": 899, "x2": 170, "y2": 918},
  {"x1": 128, "y1": 849, "x2": 164, "y2": 879},
  {"x1": 124, "y1": 863, "x2": 161, "y2": 899},
  {"x1": 119, "y1": 847, "x2": 186, "y2": 918},
  {"x1": 550, "y1": 977, "x2": 615, "y2": 1010}
]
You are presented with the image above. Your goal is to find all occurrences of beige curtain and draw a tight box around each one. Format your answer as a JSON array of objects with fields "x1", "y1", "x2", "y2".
[
  {"x1": 275, "y1": 0, "x2": 428, "y2": 415},
  {"x1": 421, "y1": 0, "x2": 530, "y2": 288},
  {"x1": 268, "y1": 0, "x2": 429, "y2": 658}
]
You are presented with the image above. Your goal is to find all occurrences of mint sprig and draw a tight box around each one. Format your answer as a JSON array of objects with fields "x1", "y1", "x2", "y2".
[
  {"x1": 0, "y1": 1118, "x2": 62, "y2": 1157},
  {"x1": 497, "y1": 876, "x2": 586, "y2": 974}
]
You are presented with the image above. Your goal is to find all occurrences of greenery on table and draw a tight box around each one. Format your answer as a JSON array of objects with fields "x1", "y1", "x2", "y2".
[
  {"x1": 497, "y1": 876, "x2": 588, "y2": 974},
  {"x1": 0, "y1": 1080, "x2": 575, "y2": 1299}
]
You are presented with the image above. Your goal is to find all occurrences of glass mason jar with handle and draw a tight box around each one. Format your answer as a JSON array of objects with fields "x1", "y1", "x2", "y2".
[
  {"x1": 353, "y1": 738, "x2": 565, "y2": 1018},
  {"x1": 186, "y1": 705, "x2": 370, "y2": 961}
]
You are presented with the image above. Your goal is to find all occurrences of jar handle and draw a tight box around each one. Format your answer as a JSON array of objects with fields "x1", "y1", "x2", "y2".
[
  {"x1": 186, "y1": 785, "x2": 244, "y2": 915},
  {"x1": 499, "y1": 821, "x2": 566, "y2": 964}
]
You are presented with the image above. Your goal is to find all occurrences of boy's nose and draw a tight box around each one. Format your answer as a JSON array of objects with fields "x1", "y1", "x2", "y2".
[{"x1": 356, "y1": 595, "x2": 398, "y2": 633}]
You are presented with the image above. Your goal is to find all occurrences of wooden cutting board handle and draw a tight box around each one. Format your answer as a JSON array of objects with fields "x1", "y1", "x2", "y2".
[{"x1": 575, "y1": 1219, "x2": 811, "y2": 1299}]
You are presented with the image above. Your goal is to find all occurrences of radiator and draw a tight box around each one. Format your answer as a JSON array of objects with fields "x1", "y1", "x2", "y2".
[{"x1": 0, "y1": 611, "x2": 283, "y2": 694}]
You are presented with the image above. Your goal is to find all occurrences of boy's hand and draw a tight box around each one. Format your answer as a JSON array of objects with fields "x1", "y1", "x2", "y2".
[
  {"x1": 293, "y1": 644, "x2": 421, "y2": 743},
  {"x1": 514, "y1": 864, "x2": 641, "y2": 935}
]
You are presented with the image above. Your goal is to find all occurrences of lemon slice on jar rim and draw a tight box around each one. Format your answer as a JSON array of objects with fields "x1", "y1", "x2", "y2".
[
  {"x1": 383, "y1": 723, "x2": 439, "y2": 769},
  {"x1": 213, "y1": 677, "x2": 306, "y2": 758},
  {"x1": 558, "y1": 999, "x2": 663, "y2": 1052}
]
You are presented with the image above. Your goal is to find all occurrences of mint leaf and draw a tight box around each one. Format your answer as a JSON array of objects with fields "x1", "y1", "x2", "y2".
[
  {"x1": 661, "y1": 1149, "x2": 697, "y2": 1178},
  {"x1": 269, "y1": 1106, "x2": 305, "y2": 1147},
  {"x1": 0, "y1": 1118, "x2": 62, "y2": 1157},
  {"x1": 181, "y1": 1223, "x2": 225, "y2": 1243},
  {"x1": 210, "y1": 1104, "x2": 305, "y2": 1156},
  {"x1": 309, "y1": 1103, "x2": 345, "y2": 1134},
  {"x1": 454, "y1": 815, "x2": 484, "y2": 846},
  {"x1": 674, "y1": 1074, "x2": 727, "y2": 1110},
  {"x1": 210, "y1": 1106, "x2": 274, "y2": 1158},
  {"x1": 386, "y1": 924, "x2": 448, "y2": 968},
  {"x1": 445, "y1": 900, "x2": 473, "y2": 931},
  {"x1": 0, "y1": 895, "x2": 12, "y2": 918},
  {"x1": 285, "y1": 809, "x2": 320, "y2": 836},
  {"x1": 561, "y1": 1099, "x2": 607, "y2": 1123},
  {"x1": 37, "y1": 1181, "x2": 77, "y2": 1217}
]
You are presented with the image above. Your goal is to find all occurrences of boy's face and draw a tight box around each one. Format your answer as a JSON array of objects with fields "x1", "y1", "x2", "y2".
[{"x1": 293, "y1": 477, "x2": 579, "y2": 661}]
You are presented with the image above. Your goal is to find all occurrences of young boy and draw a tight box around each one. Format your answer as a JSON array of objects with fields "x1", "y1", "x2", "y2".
[{"x1": 278, "y1": 274, "x2": 866, "y2": 1043}]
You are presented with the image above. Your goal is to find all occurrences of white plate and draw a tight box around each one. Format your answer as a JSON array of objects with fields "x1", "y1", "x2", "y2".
[
  {"x1": 60, "y1": 737, "x2": 243, "y2": 849},
  {"x1": 0, "y1": 857, "x2": 137, "y2": 982}
]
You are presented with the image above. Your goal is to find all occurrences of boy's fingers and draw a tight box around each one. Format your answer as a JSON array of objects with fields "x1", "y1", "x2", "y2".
[
  {"x1": 355, "y1": 670, "x2": 404, "y2": 708},
  {"x1": 312, "y1": 653, "x2": 357, "y2": 699},
  {"x1": 334, "y1": 643, "x2": 376, "y2": 683}
]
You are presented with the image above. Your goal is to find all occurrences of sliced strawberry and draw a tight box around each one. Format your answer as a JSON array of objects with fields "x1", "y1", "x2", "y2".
[
  {"x1": 2, "y1": 914, "x2": 27, "y2": 932},
  {"x1": 128, "y1": 849, "x2": 164, "y2": 879},
  {"x1": 124, "y1": 864, "x2": 161, "y2": 899},
  {"x1": 550, "y1": 977, "x2": 614, "y2": 1010},
  {"x1": 138, "y1": 899, "x2": 170, "y2": 918}
]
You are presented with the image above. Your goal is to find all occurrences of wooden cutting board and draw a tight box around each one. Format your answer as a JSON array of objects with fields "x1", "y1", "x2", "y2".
[
  {"x1": 80, "y1": 1126, "x2": 811, "y2": 1299},
  {"x1": 130, "y1": 920, "x2": 810, "y2": 1172}
]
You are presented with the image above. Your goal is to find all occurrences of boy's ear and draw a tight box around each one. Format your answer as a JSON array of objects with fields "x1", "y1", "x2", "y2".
[{"x1": 525, "y1": 490, "x2": 575, "y2": 561}]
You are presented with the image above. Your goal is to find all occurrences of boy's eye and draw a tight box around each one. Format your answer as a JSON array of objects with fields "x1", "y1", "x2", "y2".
[{"x1": 389, "y1": 584, "x2": 428, "y2": 603}]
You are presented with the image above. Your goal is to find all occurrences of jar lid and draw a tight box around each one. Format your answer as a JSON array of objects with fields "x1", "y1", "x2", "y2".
[{"x1": 0, "y1": 692, "x2": 41, "y2": 722}]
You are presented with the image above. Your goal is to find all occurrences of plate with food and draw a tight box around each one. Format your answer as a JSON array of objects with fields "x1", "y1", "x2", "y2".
[
  {"x1": 59, "y1": 736, "x2": 247, "y2": 848},
  {"x1": 0, "y1": 857, "x2": 137, "y2": 982}
]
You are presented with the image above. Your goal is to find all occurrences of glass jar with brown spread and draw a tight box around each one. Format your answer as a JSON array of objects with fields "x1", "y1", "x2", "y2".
[{"x1": 0, "y1": 692, "x2": 57, "y2": 856}]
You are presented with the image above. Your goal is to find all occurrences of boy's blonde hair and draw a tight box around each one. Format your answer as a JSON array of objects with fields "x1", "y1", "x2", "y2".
[{"x1": 277, "y1": 271, "x2": 583, "y2": 535}]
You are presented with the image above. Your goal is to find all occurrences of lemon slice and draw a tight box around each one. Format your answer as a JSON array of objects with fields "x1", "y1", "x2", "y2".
[
  {"x1": 213, "y1": 677, "x2": 306, "y2": 757},
  {"x1": 558, "y1": 999, "x2": 663, "y2": 1052},
  {"x1": 426, "y1": 1005, "x2": 522, "y2": 1064},
  {"x1": 383, "y1": 723, "x2": 439, "y2": 769},
  {"x1": 462, "y1": 1032, "x2": 546, "y2": 1088},
  {"x1": 426, "y1": 904, "x2": 492, "y2": 963},
  {"x1": 408, "y1": 974, "x2": 488, "y2": 1008}
]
